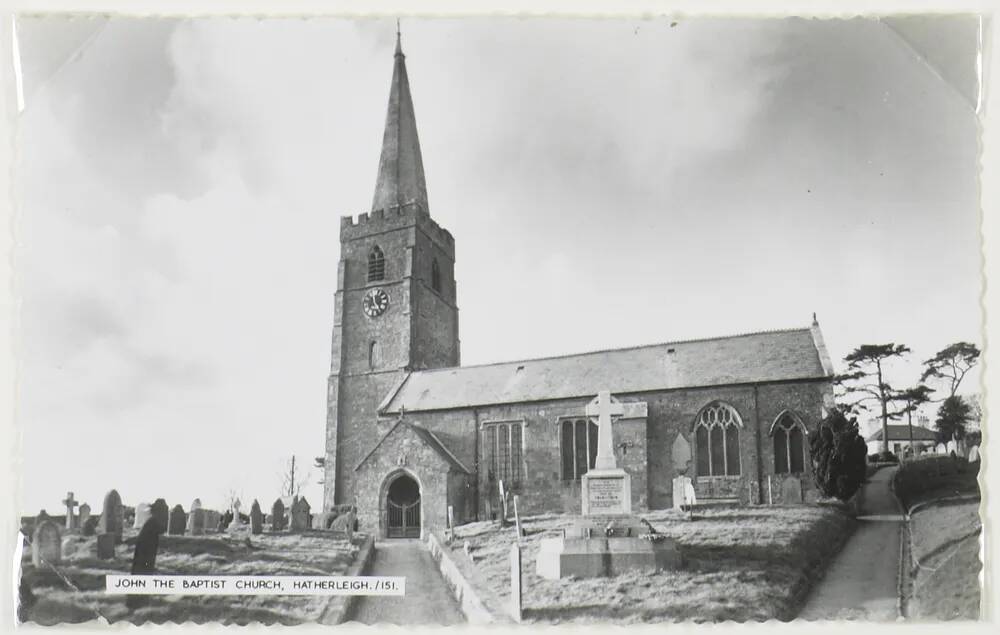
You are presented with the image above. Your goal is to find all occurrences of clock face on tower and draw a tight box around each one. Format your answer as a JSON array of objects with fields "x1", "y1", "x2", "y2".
[{"x1": 363, "y1": 288, "x2": 390, "y2": 318}]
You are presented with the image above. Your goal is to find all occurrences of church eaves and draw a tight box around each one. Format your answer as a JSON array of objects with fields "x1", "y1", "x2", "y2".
[{"x1": 371, "y1": 31, "x2": 429, "y2": 214}]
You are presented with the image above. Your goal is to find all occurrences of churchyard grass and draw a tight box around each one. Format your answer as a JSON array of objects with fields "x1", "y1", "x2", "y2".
[
  {"x1": 20, "y1": 530, "x2": 365, "y2": 625},
  {"x1": 447, "y1": 505, "x2": 854, "y2": 623},
  {"x1": 906, "y1": 499, "x2": 981, "y2": 620}
]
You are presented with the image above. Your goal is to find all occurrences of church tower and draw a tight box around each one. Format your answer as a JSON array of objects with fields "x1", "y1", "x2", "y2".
[{"x1": 324, "y1": 33, "x2": 461, "y2": 508}]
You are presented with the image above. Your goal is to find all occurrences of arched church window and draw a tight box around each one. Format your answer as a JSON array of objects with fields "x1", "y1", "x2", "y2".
[
  {"x1": 368, "y1": 245, "x2": 386, "y2": 282},
  {"x1": 693, "y1": 402, "x2": 742, "y2": 476},
  {"x1": 483, "y1": 421, "x2": 523, "y2": 489},
  {"x1": 431, "y1": 258, "x2": 441, "y2": 293},
  {"x1": 368, "y1": 340, "x2": 380, "y2": 370},
  {"x1": 560, "y1": 418, "x2": 599, "y2": 480},
  {"x1": 771, "y1": 412, "x2": 806, "y2": 474}
]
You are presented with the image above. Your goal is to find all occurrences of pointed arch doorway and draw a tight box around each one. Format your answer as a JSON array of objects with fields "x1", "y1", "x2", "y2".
[{"x1": 385, "y1": 472, "x2": 421, "y2": 538}]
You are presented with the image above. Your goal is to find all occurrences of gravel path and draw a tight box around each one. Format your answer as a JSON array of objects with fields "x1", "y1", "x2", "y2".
[
  {"x1": 798, "y1": 466, "x2": 904, "y2": 621},
  {"x1": 344, "y1": 540, "x2": 466, "y2": 625}
]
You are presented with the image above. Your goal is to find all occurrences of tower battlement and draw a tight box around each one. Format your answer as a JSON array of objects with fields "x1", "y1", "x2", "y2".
[{"x1": 340, "y1": 202, "x2": 455, "y2": 252}]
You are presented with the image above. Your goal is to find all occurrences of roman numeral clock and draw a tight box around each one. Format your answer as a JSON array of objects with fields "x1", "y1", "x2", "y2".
[{"x1": 363, "y1": 288, "x2": 390, "y2": 318}]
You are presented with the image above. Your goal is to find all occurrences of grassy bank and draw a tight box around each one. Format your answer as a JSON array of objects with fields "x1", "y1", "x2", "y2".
[
  {"x1": 19, "y1": 530, "x2": 365, "y2": 625},
  {"x1": 446, "y1": 505, "x2": 855, "y2": 623}
]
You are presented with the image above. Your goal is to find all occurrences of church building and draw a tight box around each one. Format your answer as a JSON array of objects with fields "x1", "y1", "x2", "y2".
[{"x1": 323, "y1": 35, "x2": 836, "y2": 539}]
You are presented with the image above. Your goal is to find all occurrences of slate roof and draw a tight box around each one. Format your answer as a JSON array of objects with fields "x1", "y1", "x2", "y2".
[
  {"x1": 354, "y1": 420, "x2": 472, "y2": 474},
  {"x1": 382, "y1": 324, "x2": 833, "y2": 413},
  {"x1": 866, "y1": 425, "x2": 939, "y2": 442}
]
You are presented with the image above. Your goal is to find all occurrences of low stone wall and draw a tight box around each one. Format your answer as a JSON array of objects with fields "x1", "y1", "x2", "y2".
[
  {"x1": 426, "y1": 530, "x2": 511, "y2": 624},
  {"x1": 319, "y1": 534, "x2": 376, "y2": 625}
]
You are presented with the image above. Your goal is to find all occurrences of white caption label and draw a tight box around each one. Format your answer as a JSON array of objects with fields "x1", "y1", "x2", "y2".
[{"x1": 105, "y1": 575, "x2": 405, "y2": 596}]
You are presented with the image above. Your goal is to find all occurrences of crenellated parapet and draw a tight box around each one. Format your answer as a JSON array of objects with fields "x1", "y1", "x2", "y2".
[{"x1": 340, "y1": 201, "x2": 455, "y2": 255}]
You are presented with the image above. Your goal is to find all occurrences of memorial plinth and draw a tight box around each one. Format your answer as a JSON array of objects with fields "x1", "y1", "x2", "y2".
[{"x1": 535, "y1": 391, "x2": 682, "y2": 580}]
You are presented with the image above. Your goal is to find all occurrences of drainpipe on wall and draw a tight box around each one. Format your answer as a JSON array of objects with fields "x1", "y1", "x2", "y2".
[{"x1": 473, "y1": 407, "x2": 480, "y2": 521}]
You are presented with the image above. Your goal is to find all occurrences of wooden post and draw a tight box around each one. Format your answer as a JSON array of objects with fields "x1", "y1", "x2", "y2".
[
  {"x1": 513, "y1": 495, "x2": 523, "y2": 543},
  {"x1": 767, "y1": 476, "x2": 773, "y2": 505},
  {"x1": 509, "y1": 543, "x2": 523, "y2": 622}
]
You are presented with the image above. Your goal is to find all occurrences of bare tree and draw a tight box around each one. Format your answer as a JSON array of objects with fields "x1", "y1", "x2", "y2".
[{"x1": 280, "y1": 456, "x2": 310, "y2": 498}]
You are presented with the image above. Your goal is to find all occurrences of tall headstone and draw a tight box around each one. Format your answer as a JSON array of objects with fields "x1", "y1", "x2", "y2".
[
  {"x1": 32, "y1": 521, "x2": 61, "y2": 567},
  {"x1": 581, "y1": 391, "x2": 630, "y2": 515},
  {"x1": 290, "y1": 497, "x2": 311, "y2": 531},
  {"x1": 98, "y1": 489, "x2": 124, "y2": 543},
  {"x1": 969, "y1": 445, "x2": 981, "y2": 463},
  {"x1": 36, "y1": 510, "x2": 50, "y2": 525},
  {"x1": 168, "y1": 505, "x2": 187, "y2": 535},
  {"x1": 250, "y1": 500, "x2": 263, "y2": 535},
  {"x1": 187, "y1": 499, "x2": 204, "y2": 535},
  {"x1": 133, "y1": 503, "x2": 152, "y2": 529},
  {"x1": 78, "y1": 503, "x2": 91, "y2": 530},
  {"x1": 672, "y1": 475, "x2": 696, "y2": 511},
  {"x1": 62, "y1": 492, "x2": 79, "y2": 530},
  {"x1": 271, "y1": 499, "x2": 286, "y2": 531},
  {"x1": 150, "y1": 499, "x2": 169, "y2": 534},
  {"x1": 513, "y1": 495, "x2": 523, "y2": 542},
  {"x1": 509, "y1": 543, "x2": 523, "y2": 622},
  {"x1": 126, "y1": 518, "x2": 160, "y2": 610},
  {"x1": 780, "y1": 476, "x2": 803, "y2": 504}
]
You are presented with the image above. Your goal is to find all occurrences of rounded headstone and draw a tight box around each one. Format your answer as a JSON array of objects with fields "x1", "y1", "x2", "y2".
[
  {"x1": 32, "y1": 520, "x2": 62, "y2": 567},
  {"x1": 150, "y1": 499, "x2": 169, "y2": 534}
]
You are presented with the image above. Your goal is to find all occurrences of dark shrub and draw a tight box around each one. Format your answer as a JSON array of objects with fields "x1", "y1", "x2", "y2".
[
  {"x1": 810, "y1": 408, "x2": 868, "y2": 501},
  {"x1": 878, "y1": 450, "x2": 899, "y2": 464}
]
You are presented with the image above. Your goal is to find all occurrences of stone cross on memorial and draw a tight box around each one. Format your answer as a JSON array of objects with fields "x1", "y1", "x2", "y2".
[
  {"x1": 585, "y1": 390, "x2": 625, "y2": 470},
  {"x1": 580, "y1": 390, "x2": 632, "y2": 516},
  {"x1": 62, "y1": 492, "x2": 79, "y2": 530}
]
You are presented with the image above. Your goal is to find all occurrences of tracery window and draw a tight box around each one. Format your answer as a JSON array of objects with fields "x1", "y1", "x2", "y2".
[
  {"x1": 484, "y1": 421, "x2": 523, "y2": 489},
  {"x1": 431, "y1": 258, "x2": 442, "y2": 293},
  {"x1": 367, "y1": 245, "x2": 386, "y2": 282},
  {"x1": 694, "y1": 402, "x2": 742, "y2": 476},
  {"x1": 560, "y1": 418, "x2": 599, "y2": 481},
  {"x1": 772, "y1": 412, "x2": 806, "y2": 474}
]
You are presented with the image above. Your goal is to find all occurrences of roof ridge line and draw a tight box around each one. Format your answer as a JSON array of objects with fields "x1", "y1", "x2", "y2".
[{"x1": 408, "y1": 325, "x2": 814, "y2": 375}]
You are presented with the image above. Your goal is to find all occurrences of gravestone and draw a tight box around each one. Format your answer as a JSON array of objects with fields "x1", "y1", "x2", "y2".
[
  {"x1": 150, "y1": 499, "x2": 169, "y2": 534},
  {"x1": 126, "y1": 518, "x2": 160, "y2": 610},
  {"x1": 968, "y1": 445, "x2": 981, "y2": 463},
  {"x1": 271, "y1": 499, "x2": 286, "y2": 531},
  {"x1": 133, "y1": 503, "x2": 152, "y2": 530},
  {"x1": 187, "y1": 499, "x2": 204, "y2": 535},
  {"x1": 168, "y1": 505, "x2": 186, "y2": 535},
  {"x1": 509, "y1": 543, "x2": 523, "y2": 622},
  {"x1": 250, "y1": 500, "x2": 263, "y2": 535},
  {"x1": 447, "y1": 505, "x2": 454, "y2": 529},
  {"x1": 96, "y1": 532, "x2": 115, "y2": 559},
  {"x1": 204, "y1": 510, "x2": 220, "y2": 533},
  {"x1": 82, "y1": 516, "x2": 98, "y2": 536},
  {"x1": 32, "y1": 520, "x2": 61, "y2": 567},
  {"x1": 98, "y1": 489, "x2": 124, "y2": 542},
  {"x1": 672, "y1": 475, "x2": 696, "y2": 511},
  {"x1": 780, "y1": 476, "x2": 803, "y2": 504},
  {"x1": 671, "y1": 434, "x2": 692, "y2": 474},
  {"x1": 36, "y1": 510, "x2": 50, "y2": 525},
  {"x1": 290, "y1": 497, "x2": 311, "y2": 532},
  {"x1": 62, "y1": 492, "x2": 79, "y2": 530},
  {"x1": 78, "y1": 503, "x2": 91, "y2": 530}
]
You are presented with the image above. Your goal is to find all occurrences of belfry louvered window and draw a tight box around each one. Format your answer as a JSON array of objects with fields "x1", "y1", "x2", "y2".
[
  {"x1": 772, "y1": 412, "x2": 806, "y2": 474},
  {"x1": 431, "y1": 258, "x2": 442, "y2": 293},
  {"x1": 367, "y1": 245, "x2": 385, "y2": 282},
  {"x1": 694, "y1": 403, "x2": 742, "y2": 476},
  {"x1": 483, "y1": 422, "x2": 523, "y2": 489}
]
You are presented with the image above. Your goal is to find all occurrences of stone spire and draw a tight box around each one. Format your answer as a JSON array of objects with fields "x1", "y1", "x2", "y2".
[{"x1": 371, "y1": 27, "x2": 429, "y2": 214}]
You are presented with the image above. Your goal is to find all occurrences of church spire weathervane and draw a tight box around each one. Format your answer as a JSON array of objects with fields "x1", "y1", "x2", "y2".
[{"x1": 371, "y1": 19, "x2": 428, "y2": 214}]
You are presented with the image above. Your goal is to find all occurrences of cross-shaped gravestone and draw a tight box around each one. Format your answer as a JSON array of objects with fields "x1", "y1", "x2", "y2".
[
  {"x1": 585, "y1": 390, "x2": 625, "y2": 470},
  {"x1": 62, "y1": 492, "x2": 79, "y2": 530}
]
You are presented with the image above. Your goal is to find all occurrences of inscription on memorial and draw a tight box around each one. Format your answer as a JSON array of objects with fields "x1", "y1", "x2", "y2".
[{"x1": 587, "y1": 477, "x2": 625, "y2": 513}]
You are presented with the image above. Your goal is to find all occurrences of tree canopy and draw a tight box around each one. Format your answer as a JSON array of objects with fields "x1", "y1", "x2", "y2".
[
  {"x1": 835, "y1": 343, "x2": 911, "y2": 453},
  {"x1": 921, "y1": 342, "x2": 980, "y2": 399}
]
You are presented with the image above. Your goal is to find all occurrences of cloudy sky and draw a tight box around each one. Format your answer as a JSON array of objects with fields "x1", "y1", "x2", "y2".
[{"x1": 15, "y1": 16, "x2": 981, "y2": 514}]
